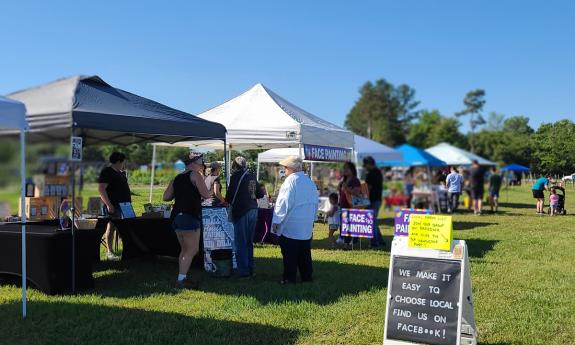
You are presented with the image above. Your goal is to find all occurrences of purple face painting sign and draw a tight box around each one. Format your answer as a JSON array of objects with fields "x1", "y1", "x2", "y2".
[
  {"x1": 341, "y1": 208, "x2": 374, "y2": 238},
  {"x1": 393, "y1": 208, "x2": 433, "y2": 237},
  {"x1": 303, "y1": 144, "x2": 352, "y2": 162}
]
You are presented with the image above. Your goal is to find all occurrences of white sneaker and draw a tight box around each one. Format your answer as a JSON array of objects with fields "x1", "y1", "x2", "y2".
[{"x1": 106, "y1": 252, "x2": 120, "y2": 260}]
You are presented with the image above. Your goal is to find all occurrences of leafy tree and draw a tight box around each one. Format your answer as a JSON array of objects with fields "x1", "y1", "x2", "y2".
[
  {"x1": 485, "y1": 112, "x2": 505, "y2": 132},
  {"x1": 455, "y1": 89, "x2": 486, "y2": 153},
  {"x1": 503, "y1": 115, "x2": 533, "y2": 135},
  {"x1": 345, "y1": 79, "x2": 420, "y2": 146},
  {"x1": 531, "y1": 120, "x2": 575, "y2": 175},
  {"x1": 407, "y1": 110, "x2": 467, "y2": 148}
]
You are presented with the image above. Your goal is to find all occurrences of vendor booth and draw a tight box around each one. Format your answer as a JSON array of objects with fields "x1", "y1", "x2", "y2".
[
  {"x1": 501, "y1": 163, "x2": 529, "y2": 186},
  {"x1": 0, "y1": 96, "x2": 28, "y2": 317},
  {"x1": 152, "y1": 83, "x2": 355, "y2": 244},
  {"x1": 425, "y1": 142, "x2": 496, "y2": 166},
  {"x1": 3, "y1": 76, "x2": 226, "y2": 301},
  {"x1": 380, "y1": 144, "x2": 447, "y2": 212}
]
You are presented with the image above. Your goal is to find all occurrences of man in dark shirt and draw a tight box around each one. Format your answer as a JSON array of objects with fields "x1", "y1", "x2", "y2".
[
  {"x1": 98, "y1": 152, "x2": 131, "y2": 260},
  {"x1": 488, "y1": 166, "x2": 503, "y2": 213},
  {"x1": 363, "y1": 156, "x2": 384, "y2": 247},
  {"x1": 470, "y1": 159, "x2": 485, "y2": 215},
  {"x1": 225, "y1": 156, "x2": 264, "y2": 277}
]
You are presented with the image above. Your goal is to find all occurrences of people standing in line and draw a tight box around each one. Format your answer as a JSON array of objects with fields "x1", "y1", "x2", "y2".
[
  {"x1": 98, "y1": 152, "x2": 131, "y2": 260},
  {"x1": 163, "y1": 152, "x2": 211, "y2": 289},
  {"x1": 363, "y1": 156, "x2": 385, "y2": 248},
  {"x1": 470, "y1": 160, "x2": 485, "y2": 215},
  {"x1": 488, "y1": 167, "x2": 503, "y2": 213},
  {"x1": 404, "y1": 168, "x2": 415, "y2": 208},
  {"x1": 445, "y1": 166, "x2": 464, "y2": 213},
  {"x1": 272, "y1": 156, "x2": 318, "y2": 284},
  {"x1": 202, "y1": 162, "x2": 226, "y2": 207},
  {"x1": 532, "y1": 174, "x2": 551, "y2": 215},
  {"x1": 226, "y1": 156, "x2": 264, "y2": 278},
  {"x1": 338, "y1": 161, "x2": 361, "y2": 249},
  {"x1": 326, "y1": 193, "x2": 340, "y2": 249},
  {"x1": 549, "y1": 189, "x2": 559, "y2": 216}
]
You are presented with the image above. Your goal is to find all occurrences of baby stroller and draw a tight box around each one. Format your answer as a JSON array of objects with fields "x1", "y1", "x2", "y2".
[{"x1": 548, "y1": 186, "x2": 566, "y2": 215}]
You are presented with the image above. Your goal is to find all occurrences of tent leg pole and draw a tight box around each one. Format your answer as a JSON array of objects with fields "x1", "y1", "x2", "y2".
[
  {"x1": 70, "y1": 129, "x2": 76, "y2": 294},
  {"x1": 256, "y1": 161, "x2": 260, "y2": 181},
  {"x1": 149, "y1": 144, "x2": 156, "y2": 203},
  {"x1": 20, "y1": 130, "x2": 27, "y2": 319}
]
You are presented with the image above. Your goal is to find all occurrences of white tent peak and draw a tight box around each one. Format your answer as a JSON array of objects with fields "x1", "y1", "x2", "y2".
[
  {"x1": 426, "y1": 142, "x2": 496, "y2": 166},
  {"x1": 195, "y1": 83, "x2": 354, "y2": 149}
]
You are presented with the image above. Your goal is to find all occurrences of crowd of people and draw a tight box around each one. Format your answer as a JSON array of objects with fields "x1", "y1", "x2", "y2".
[{"x1": 97, "y1": 149, "x2": 561, "y2": 291}]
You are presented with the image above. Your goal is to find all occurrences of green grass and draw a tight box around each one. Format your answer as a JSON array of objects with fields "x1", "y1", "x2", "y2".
[{"x1": 1, "y1": 185, "x2": 575, "y2": 344}]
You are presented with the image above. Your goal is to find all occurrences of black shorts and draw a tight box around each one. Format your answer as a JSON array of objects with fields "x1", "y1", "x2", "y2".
[
  {"x1": 532, "y1": 189, "x2": 544, "y2": 199},
  {"x1": 471, "y1": 187, "x2": 484, "y2": 200}
]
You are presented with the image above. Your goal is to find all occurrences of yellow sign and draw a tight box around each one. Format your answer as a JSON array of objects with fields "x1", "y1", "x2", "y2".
[{"x1": 408, "y1": 214, "x2": 453, "y2": 251}]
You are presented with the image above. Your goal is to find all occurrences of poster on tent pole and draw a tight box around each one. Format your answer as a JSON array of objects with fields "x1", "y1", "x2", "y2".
[
  {"x1": 303, "y1": 144, "x2": 352, "y2": 162},
  {"x1": 70, "y1": 136, "x2": 83, "y2": 161}
]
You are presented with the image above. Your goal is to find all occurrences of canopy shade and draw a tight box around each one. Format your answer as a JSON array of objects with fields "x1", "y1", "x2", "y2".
[
  {"x1": 0, "y1": 96, "x2": 27, "y2": 130},
  {"x1": 354, "y1": 135, "x2": 402, "y2": 163},
  {"x1": 4, "y1": 76, "x2": 226, "y2": 145},
  {"x1": 380, "y1": 144, "x2": 445, "y2": 167},
  {"x1": 501, "y1": 163, "x2": 530, "y2": 172},
  {"x1": 163, "y1": 83, "x2": 354, "y2": 150},
  {"x1": 425, "y1": 142, "x2": 496, "y2": 166}
]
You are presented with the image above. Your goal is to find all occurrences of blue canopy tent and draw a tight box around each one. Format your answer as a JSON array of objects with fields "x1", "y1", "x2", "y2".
[
  {"x1": 501, "y1": 163, "x2": 530, "y2": 172},
  {"x1": 378, "y1": 144, "x2": 446, "y2": 167}
]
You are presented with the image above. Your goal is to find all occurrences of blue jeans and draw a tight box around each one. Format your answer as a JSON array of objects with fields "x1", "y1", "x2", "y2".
[
  {"x1": 369, "y1": 201, "x2": 384, "y2": 246},
  {"x1": 233, "y1": 208, "x2": 258, "y2": 276}
]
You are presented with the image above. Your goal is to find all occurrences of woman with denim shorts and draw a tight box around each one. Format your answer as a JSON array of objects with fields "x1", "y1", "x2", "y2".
[{"x1": 164, "y1": 152, "x2": 211, "y2": 289}]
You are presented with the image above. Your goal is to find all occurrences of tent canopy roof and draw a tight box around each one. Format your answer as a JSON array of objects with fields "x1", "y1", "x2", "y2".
[
  {"x1": 425, "y1": 142, "x2": 496, "y2": 166},
  {"x1": 501, "y1": 163, "x2": 530, "y2": 172},
  {"x1": 179, "y1": 83, "x2": 353, "y2": 150},
  {"x1": 5, "y1": 75, "x2": 226, "y2": 145},
  {"x1": 354, "y1": 135, "x2": 402, "y2": 162},
  {"x1": 380, "y1": 144, "x2": 446, "y2": 167},
  {"x1": 0, "y1": 96, "x2": 26, "y2": 130}
]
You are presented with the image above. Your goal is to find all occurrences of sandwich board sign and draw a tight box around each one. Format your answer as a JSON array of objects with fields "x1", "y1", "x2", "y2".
[{"x1": 383, "y1": 221, "x2": 477, "y2": 345}]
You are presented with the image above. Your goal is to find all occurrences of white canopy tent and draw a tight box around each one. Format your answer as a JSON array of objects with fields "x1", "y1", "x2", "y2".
[
  {"x1": 151, "y1": 83, "x2": 354, "y2": 198},
  {"x1": 0, "y1": 96, "x2": 28, "y2": 318},
  {"x1": 425, "y1": 142, "x2": 496, "y2": 166}
]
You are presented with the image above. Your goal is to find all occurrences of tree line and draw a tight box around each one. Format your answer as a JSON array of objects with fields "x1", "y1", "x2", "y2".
[{"x1": 345, "y1": 78, "x2": 575, "y2": 175}]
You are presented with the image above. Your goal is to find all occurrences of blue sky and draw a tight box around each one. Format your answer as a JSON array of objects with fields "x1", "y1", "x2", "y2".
[{"x1": 1, "y1": 1, "x2": 573, "y2": 132}]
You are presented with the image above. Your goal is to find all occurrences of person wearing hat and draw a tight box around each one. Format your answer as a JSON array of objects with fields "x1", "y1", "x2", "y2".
[
  {"x1": 272, "y1": 156, "x2": 319, "y2": 284},
  {"x1": 225, "y1": 156, "x2": 264, "y2": 278},
  {"x1": 163, "y1": 152, "x2": 211, "y2": 289},
  {"x1": 202, "y1": 161, "x2": 226, "y2": 207}
]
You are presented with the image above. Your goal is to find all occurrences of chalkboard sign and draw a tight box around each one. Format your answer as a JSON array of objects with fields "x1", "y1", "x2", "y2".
[{"x1": 386, "y1": 256, "x2": 461, "y2": 345}]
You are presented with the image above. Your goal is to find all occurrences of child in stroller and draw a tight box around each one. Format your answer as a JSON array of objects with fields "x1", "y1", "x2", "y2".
[{"x1": 548, "y1": 186, "x2": 566, "y2": 215}]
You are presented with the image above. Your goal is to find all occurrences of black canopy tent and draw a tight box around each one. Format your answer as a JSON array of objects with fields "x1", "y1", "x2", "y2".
[{"x1": 6, "y1": 75, "x2": 227, "y2": 294}]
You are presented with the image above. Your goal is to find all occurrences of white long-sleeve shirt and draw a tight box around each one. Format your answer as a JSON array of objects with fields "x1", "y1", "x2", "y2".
[{"x1": 272, "y1": 171, "x2": 319, "y2": 240}]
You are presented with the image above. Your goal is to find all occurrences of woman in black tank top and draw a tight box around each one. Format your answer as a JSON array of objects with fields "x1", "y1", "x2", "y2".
[{"x1": 163, "y1": 153, "x2": 211, "y2": 289}]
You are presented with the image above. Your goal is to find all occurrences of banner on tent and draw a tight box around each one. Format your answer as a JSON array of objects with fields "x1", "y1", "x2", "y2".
[{"x1": 303, "y1": 144, "x2": 352, "y2": 162}]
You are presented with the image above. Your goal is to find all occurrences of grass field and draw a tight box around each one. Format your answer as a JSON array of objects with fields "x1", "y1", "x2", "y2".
[{"x1": 1, "y1": 184, "x2": 575, "y2": 345}]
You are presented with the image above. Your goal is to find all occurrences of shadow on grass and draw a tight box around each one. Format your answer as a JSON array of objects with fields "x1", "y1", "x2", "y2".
[
  {"x1": 499, "y1": 202, "x2": 534, "y2": 209},
  {"x1": 1, "y1": 302, "x2": 299, "y2": 345},
  {"x1": 91, "y1": 256, "x2": 388, "y2": 305},
  {"x1": 453, "y1": 221, "x2": 498, "y2": 231},
  {"x1": 464, "y1": 238, "x2": 499, "y2": 258}
]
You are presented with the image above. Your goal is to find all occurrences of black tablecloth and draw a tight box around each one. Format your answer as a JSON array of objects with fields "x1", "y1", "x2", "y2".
[
  {"x1": 0, "y1": 222, "x2": 105, "y2": 295},
  {"x1": 112, "y1": 218, "x2": 203, "y2": 267}
]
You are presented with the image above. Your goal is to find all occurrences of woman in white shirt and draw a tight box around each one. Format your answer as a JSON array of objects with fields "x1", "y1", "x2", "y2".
[{"x1": 272, "y1": 156, "x2": 319, "y2": 284}]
